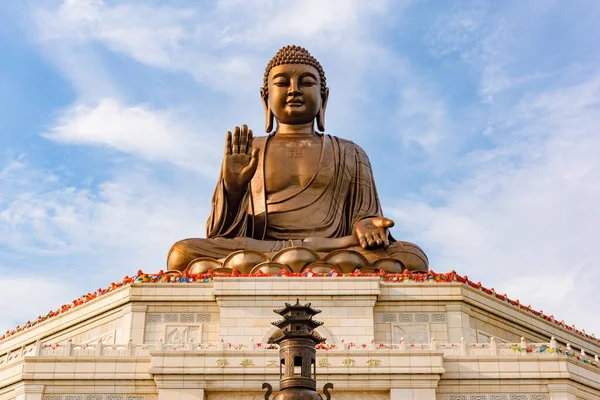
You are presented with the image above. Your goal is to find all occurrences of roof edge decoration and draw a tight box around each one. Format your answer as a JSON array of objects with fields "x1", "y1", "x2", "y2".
[{"x1": 1, "y1": 269, "x2": 597, "y2": 344}]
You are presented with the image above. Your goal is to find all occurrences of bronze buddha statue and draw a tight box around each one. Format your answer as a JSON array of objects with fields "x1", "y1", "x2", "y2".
[{"x1": 167, "y1": 45, "x2": 428, "y2": 274}]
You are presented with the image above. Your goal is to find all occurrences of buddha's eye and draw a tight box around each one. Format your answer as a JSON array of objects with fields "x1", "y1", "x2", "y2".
[
  {"x1": 301, "y1": 77, "x2": 317, "y2": 86},
  {"x1": 273, "y1": 80, "x2": 289, "y2": 87}
]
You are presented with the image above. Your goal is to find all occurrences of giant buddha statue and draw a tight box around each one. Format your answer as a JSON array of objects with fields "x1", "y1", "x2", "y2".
[{"x1": 167, "y1": 45, "x2": 428, "y2": 274}]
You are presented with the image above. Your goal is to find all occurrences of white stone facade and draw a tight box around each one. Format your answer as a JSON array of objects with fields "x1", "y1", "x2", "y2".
[{"x1": 0, "y1": 277, "x2": 598, "y2": 400}]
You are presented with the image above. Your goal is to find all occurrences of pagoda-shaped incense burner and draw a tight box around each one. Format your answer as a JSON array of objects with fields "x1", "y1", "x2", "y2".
[{"x1": 263, "y1": 300, "x2": 333, "y2": 400}]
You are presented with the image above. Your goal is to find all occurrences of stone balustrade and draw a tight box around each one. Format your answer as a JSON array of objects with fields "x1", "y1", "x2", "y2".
[{"x1": 0, "y1": 336, "x2": 591, "y2": 370}]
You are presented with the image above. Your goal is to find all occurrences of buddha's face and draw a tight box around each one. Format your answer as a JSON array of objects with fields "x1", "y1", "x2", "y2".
[{"x1": 267, "y1": 63, "x2": 322, "y2": 125}]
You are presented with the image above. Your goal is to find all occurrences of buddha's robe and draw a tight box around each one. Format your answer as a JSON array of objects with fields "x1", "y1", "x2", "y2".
[{"x1": 167, "y1": 134, "x2": 428, "y2": 272}]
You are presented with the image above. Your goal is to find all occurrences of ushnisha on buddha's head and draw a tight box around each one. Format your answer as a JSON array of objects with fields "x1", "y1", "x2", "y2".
[{"x1": 260, "y1": 45, "x2": 330, "y2": 133}]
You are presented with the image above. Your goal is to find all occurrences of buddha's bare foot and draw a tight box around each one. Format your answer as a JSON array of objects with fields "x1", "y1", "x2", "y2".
[{"x1": 302, "y1": 236, "x2": 358, "y2": 252}]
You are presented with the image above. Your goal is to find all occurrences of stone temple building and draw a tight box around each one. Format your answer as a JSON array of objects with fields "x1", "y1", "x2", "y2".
[{"x1": 0, "y1": 265, "x2": 598, "y2": 400}]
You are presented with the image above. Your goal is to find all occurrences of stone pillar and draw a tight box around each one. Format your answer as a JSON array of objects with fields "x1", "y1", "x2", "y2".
[
  {"x1": 13, "y1": 383, "x2": 44, "y2": 400},
  {"x1": 390, "y1": 388, "x2": 436, "y2": 400},
  {"x1": 157, "y1": 389, "x2": 205, "y2": 400},
  {"x1": 120, "y1": 303, "x2": 148, "y2": 343},
  {"x1": 445, "y1": 304, "x2": 474, "y2": 343},
  {"x1": 548, "y1": 383, "x2": 577, "y2": 400}
]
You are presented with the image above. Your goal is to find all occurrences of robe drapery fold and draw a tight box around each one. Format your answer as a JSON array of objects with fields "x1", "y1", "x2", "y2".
[
  {"x1": 207, "y1": 134, "x2": 382, "y2": 241},
  {"x1": 167, "y1": 134, "x2": 428, "y2": 272}
]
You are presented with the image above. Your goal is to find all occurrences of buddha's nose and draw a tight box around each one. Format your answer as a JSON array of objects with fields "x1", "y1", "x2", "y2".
[{"x1": 288, "y1": 80, "x2": 302, "y2": 96}]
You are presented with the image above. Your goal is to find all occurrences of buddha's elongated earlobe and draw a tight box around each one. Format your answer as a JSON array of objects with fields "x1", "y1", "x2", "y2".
[
  {"x1": 260, "y1": 88, "x2": 274, "y2": 133},
  {"x1": 265, "y1": 103, "x2": 274, "y2": 133},
  {"x1": 317, "y1": 88, "x2": 329, "y2": 132}
]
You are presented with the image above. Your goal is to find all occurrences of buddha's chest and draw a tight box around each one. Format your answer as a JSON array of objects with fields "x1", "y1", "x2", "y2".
[{"x1": 264, "y1": 137, "x2": 322, "y2": 195}]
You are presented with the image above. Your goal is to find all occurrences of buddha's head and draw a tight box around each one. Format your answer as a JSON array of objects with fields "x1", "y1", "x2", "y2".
[{"x1": 261, "y1": 45, "x2": 329, "y2": 133}]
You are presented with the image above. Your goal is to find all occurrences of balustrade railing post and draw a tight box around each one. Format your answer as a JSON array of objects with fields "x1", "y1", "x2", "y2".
[
  {"x1": 549, "y1": 337, "x2": 557, "y2": 350},
  {"x1": 95, "y1": 339, "x2": 103, "y2": 356},
  {"x1": 399, "y1": 337, "x2": 406, "y2": 351},
  {"x1": 66, "y1": 338, "x2": 72, "y2": 356},
  {"x1": 126, "y1": 339, "x2": 134, "y2": 356},
  {"x1": 490, "y1": 337, "x2": 498, "y2": 356},
  {"x1": 460, "y1": 337, "x2": 467, "y2": 356},
  {"x1": 34, "y1": 339, "x2": 41, "y2": 356},
  {"x1": 519, "y1": 337, "x2": 527, "y2": 356}
]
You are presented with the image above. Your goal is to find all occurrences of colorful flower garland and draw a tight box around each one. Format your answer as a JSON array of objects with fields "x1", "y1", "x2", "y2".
[{"x1": 1, "y1": 269, "x2": 598, "y2": 345}]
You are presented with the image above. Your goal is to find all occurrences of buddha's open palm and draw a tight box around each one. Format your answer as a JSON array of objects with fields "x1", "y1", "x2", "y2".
[
  {"x1": 223, "y1": 125, "x2": 260, "y2": 194},
  {"x1": 355, "y1": 217, "x2": 395, "y2": 249}
]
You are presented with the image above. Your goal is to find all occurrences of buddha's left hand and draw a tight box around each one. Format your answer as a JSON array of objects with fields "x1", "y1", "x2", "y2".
[{"x1": 354, "y1": 217, "x2": 395, "y2": 249}]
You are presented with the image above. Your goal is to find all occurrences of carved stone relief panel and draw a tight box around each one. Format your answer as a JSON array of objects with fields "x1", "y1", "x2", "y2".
[
  {"x1": 326, "y1": 393, "x2": 387, "y2": 399},
  {"x1": 380, "y1": 313, "x2": 450, "y2": 344},
  {"x1": 63, "y1": 319, "x2": 121, "y2": 345},
  {"x1": 379, "y1": 312, "x2": 447, "y2": 323},
  {"x1": 392, "y1": 323, "x2": 429, "y2": 344},
  {"x1": 164, "y1": 325, "x2": 201, "y2": 344},
  {"x1": 206, "y1": 393, "x2": 264, "y2": 400},
  {"x1": 439, "y1": 395, "x2": 548, "y2": 400},
  {"x1": 144, "y1": 312, "x2": 211, "y2": 343},
  {"x1": 471, "y1": 318, "x2": 520, "y2": 343},
  {"x1": 415, "y1": 313, "x2": 430, "y2": 322},
  {"x1": 399, "y1": 313, "x2": 413, "y2": 323},
  {"x1": 206, "y1": 392, "x2": 387, "y2": 400},
  {"x1": 381, "y1": 313, "x2": 396, "y2": 323},
  {"x1": 43, "y1": 396, "x2": 157, "y2": 400}
]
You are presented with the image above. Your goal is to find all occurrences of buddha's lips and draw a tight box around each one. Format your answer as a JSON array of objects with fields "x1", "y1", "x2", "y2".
[{"x1": 286, "y1": 100, "x2": 304, "y2": 105}]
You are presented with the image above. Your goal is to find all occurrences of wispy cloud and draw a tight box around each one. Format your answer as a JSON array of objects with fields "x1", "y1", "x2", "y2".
[
  {"x1": 0, "y1": 156, "x2": 206, "y2": 259},
  {"x1": 0, "y1": 155, "x2": 210, "y2": 329},
  {"x1": 44, "y1": 98, "x2": 221, "y2": 174},
  {"x1": 32, "y1": 0, "x2": 391, "y2": 94},
  {"x1": 390, "y1": 74, "x2": 600, "y2": 332}
]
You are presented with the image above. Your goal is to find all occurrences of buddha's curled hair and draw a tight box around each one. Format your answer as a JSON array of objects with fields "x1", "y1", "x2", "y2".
[{"x1": 263, "y1": 45, "x2": 327, "y2": 98}]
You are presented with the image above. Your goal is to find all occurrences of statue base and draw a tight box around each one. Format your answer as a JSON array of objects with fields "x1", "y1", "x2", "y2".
[{"x1": 0, "y1": 271, "x2": 598, "y2": 400}]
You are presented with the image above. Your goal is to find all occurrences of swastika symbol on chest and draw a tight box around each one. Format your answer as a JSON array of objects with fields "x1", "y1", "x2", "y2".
[{"x1": 288, "y1": 148, "x2": 303, "y2": 158}]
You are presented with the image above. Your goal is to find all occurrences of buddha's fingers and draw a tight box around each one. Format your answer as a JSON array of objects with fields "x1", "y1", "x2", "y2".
[
  {"x1": 247, "y1": 130, "x2": 254, "y2": 155},
  {"x1": 233, "y1": 126, "x2": 241, "y2": 153},
  {"x1": 245, "y1": 148, "x2": 260, "y2": 176},
  {"x1": 359, "y1": 236, "x2": 368, "y2": 249},
  {"x1": 225, "y1": 131, "x2": 232, "y2": 155},
  {"x1": 240, "y1": 124, "x2": 248, "y2": 154},
  {"x1": 374, "y1": 217, "x2": 395, "y2": 229},
  {"x1": 366, "y1": 232, "x2": 375, "y2": 247},
  {"x1": 382, "y1": 231, "x2": 390, "y2": 248}
]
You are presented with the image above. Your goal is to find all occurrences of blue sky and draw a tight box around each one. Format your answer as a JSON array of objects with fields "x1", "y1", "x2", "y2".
[{"x1": 1, "y1": 0, "x2": 599, "y2": 337}]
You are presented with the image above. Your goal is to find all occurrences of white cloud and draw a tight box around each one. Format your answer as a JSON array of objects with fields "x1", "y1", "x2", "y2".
[
  {"x1": 29, "y1": 0, "x2": 421, "y2": 161},
  {"x1": 0, "y1": 156, "x2": 212, "y2": 330},
  {"x1": 32, "y1": 0, "x2": 393, "y2": 95},
  {"x1": 424, "y1": 1, "x2": 552, "y2": 103},
  {"x1": 44, "y1": 98, "x2": 221, "y2": 174},
  {"x1": 390, "y1": 75, "x2": 600, "y2": 334},
  {"x1": 0, "y1": 158, "x2": 208, "y2": 259},
  {"x1": 425, "y1": 1, "x2": 491, "y2": 61}
]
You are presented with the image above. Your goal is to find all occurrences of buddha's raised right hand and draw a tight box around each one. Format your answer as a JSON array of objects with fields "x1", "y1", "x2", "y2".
[{"x1": 223, "y1": 125, "x2": 260, "y2": 194}]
